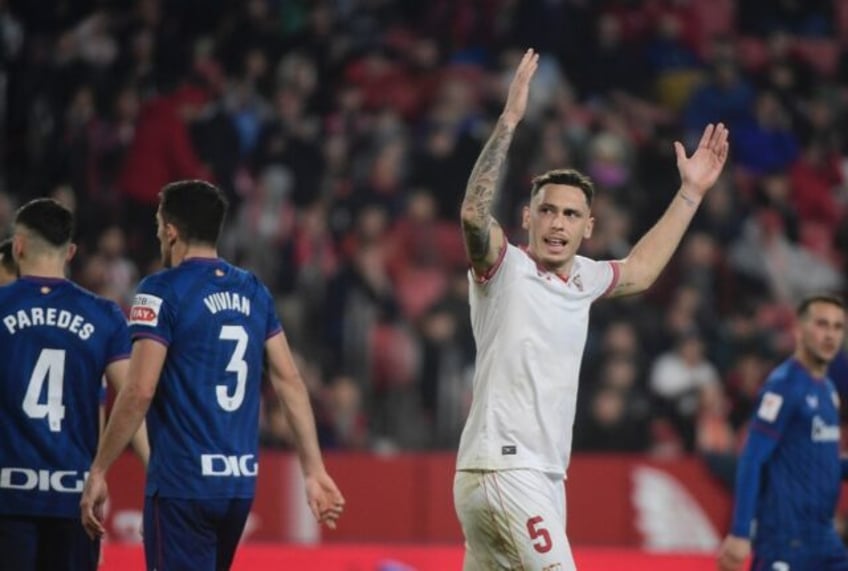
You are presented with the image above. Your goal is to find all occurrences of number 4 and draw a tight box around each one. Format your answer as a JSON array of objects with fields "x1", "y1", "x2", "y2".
[
  {"x1": 526, "y1": 516, "x2": 552, "y2": 554},
  {"x1": 23, "y1": 348, "x2": 66, "y2": 432}
]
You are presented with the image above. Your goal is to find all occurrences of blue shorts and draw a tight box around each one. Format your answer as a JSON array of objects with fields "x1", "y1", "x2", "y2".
[
  {"x1": 0, "y1": 515, "x2": 99, "y2": 571},
  {"x1": 143, "y1": 495, "x2": 252, "y2": 571},
  {"x1": 752, "y1": 540, "x2": 848, "y2": 571}
]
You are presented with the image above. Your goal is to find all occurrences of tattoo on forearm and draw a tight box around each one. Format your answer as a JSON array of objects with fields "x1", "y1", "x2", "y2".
[
  {"x1": 613, "y1": 280, "x2": 635, "y2": 295},
  {"x1": 461, "y1": 120, "x2": 515, "y2": 260},
  {"x1": 462, "y1": 217, "x2": 493, "y2": 262}
]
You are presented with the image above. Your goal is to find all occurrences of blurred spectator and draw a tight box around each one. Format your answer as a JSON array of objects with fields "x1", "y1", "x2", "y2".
[
  {"x1": 649, "y1": 331, "x2": 721, "y2": 452},
  {"x1": 695, "y1": 382, "x2": 737, "y2": 489},
  {"x1": 320, "y1": 374, "x2": 368, "y2": 450},
  {"x1": 729, "y1": 208, "x2": 843, "y2": 305},
  {"x1": 732, "y1": 90, "x2": 799, "y2": 175},
  {"x1": 94, "y1": 225, "x2": 138, "y2": 309},
  {"x1": 117, "y1": 82, "x2": 214, "y2": 262},
  {"x1": 683, "y1": 38, "x2": 755, "y2": 142}
]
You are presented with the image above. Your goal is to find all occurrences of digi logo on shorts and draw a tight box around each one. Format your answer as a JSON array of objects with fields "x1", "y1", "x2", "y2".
[
  {"x1": 0, "y1": 467, "x2": 87, "y2": 493},
  {"x1": 200, "y1": 454, "x2": 258, "y2": 477}
]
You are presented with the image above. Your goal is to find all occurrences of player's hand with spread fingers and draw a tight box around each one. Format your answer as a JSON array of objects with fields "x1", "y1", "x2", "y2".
[
  {"x1": 501, "y1": 48, "x2": 539, "y2": 128},
  {"x1": 80, "y1": 469, "x2": 109, "y2": 539},
  {"x1": 305, "y1": 471, "x2": 345, "y2": 529},
  {"x1": 717, "y1": 535, "x2": 750, "y2": 571},
  {"x1": 674, "y1": 122, "x2": 730, "y2": 200}
]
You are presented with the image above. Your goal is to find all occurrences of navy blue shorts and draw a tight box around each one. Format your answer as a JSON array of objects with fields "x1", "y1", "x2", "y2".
[
  {"x1": 143, "y1": 495, "x2": 252, "y2": 571},
  {"x1": 752, "y1": 542, "x2": 848, "y2": 571},
  {"x1": 0, "y1": 515, "x2": 99, "y2": 571}
]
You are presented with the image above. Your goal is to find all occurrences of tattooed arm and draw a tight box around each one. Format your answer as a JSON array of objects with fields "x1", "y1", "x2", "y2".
[
  {"x1": 609, "y1": 123, "x2": 730, "y2": 298},
  {"x1": 461, "y1": 49, "x2": 539, "y2": 277}
]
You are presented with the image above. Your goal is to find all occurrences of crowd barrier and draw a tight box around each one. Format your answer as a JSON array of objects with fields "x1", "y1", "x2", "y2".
[
  {"x1": 105, "y1": 452, "x2": 738, "y2": 550},
  {"x1": 100, "y1": 544, "x2": 724, "y2": 571}
]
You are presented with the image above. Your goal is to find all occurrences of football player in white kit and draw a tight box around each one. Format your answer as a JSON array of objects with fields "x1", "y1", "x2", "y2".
[{"x1": 454, "y1": 48, "x2": 730, "y2": 570}]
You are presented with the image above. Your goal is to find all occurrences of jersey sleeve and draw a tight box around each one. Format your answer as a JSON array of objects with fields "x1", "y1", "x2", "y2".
[
  {"x1": 730, "y1": 376, "x2": 799, "y2": 537},
  {"x1": 105, "y1": 301, "x2": 132, "y2": 363},
  {"x1": 260, "y1": 281, "x2": 282, "y2": 339},
  {"x1": 582, "y1": 258, "x2": 620, "y2": 301},
  {"x1": 128, "y1": 274, "x2": 176, "y2": 347},
  {"x1": 748, "y1": 378, "x2": 798, "y2": 439}
]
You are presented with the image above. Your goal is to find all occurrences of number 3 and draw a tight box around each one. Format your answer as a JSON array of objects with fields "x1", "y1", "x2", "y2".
[
  {"x1": 526, "y1": 515, "x2": 552, "y2": 553},
  {"x1": 217, "y1": 325, "x2": 248, "y2": 411}
]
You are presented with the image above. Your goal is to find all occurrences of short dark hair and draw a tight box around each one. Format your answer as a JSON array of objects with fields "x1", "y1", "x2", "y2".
[
  {"x1": 797, "y1": 294, "x2": 845, "y2": 317},
  {"x1": 530, "y1": 169, "x2": 595, "y2": 207},
  {"x1": 14, "y1": 198, "x2": 74, "y2": 247},
  {"x1": 159, "y1": 180, "x2": 228, "y2": 246},
  {"x1": 0, "y1": 238, "x2": 14, "y2": 273}
]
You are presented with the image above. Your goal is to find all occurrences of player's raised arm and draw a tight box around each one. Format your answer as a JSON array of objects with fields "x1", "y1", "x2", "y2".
[
  {"x1": 460, "y1": 48, "x2": 539, "y2": 277},
  {"x1": 265, "y1": 331, "x2": 345, "y2": 529},
  {"x1": 608, "y1": 123, "x2": 729, "y2": 297}
]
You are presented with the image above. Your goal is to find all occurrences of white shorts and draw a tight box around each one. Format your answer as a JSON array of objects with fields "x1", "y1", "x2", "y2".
[{"x1": 453, "y1": 469, "x2": 576, "y2": 571}]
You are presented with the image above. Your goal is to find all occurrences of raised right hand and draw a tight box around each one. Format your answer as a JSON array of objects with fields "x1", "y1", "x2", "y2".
[{"x1": 502, "y1": 48, "x2": 539, "y2": 127}]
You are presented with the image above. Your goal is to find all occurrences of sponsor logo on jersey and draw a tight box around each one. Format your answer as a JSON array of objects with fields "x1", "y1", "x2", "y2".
[
  {"x1": 200, "y1": 454, "x2": 258, "y2": 477},
  {"x1": 129, "y1": 294, "x2": 163, "y2": 327},
  {"x1": 757, "y1": 392, "x2": 783, "y2": 422},
  {"x1": 811, "y1": 415, "x2": 840, "y2": 442},
  {"x1": 806, "y1": 395, "x2": 818, "y2": 409},
  {"x1": 501, "y1": 445, "x2": 517, "y2": 455},
  {"x1": 0, "y1": 467, "x2": 87, "y2": 493}
]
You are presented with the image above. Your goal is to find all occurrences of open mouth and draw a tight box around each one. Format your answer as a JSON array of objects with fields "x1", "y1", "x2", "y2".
[{"x1": 543, "y1": 237, "x2": 567, "y2": 253}]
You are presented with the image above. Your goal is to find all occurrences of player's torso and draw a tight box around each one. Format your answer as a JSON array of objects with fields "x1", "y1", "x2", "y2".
[
  {"x1": 759, "y1": 374, "x2": 841, "y2": 544},
  {"x1": 135, "y1": 260, "x2": 272, "y2": 498},
  {"x1": 459, "y1": 247, "x2": 604, "y2": 475},
  {"x1": 0, "y1": 278, "x2": 124, "y2": 516}
]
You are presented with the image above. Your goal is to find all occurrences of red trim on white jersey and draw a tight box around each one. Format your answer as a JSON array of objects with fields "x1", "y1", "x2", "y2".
[
  {"x1": 472, "y1": 240, "x2": 509, "y2": 284},
  {"x1": 519, "y1": 245, "x2": 569, "y2": 284},
  {"x1": 601, "y1": 261, "x2": 621, "y2": 297}
]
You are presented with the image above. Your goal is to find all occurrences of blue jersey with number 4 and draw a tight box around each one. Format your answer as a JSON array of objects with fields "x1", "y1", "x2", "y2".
[
  {"x1": 128, "y1": 258, "x2": 281, "y2": 499},
  {"x1": 0, "y1": 277, "x2": 131, "y2": 517}
]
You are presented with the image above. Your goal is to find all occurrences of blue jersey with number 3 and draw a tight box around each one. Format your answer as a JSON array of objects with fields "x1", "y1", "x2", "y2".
[
  {"x1": 0, "y1": 277, "x2": 130, "y2": 517},
  {"x1": 128, "y1": 258, "x2": 281, "y2": 499}
]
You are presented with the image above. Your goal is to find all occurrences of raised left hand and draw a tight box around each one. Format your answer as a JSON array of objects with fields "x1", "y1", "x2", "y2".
[{"x1": 674, "y1": 123, "x2": 729, "y2": 198}]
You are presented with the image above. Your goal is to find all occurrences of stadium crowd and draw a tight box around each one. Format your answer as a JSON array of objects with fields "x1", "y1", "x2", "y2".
[{"x1": 2, "y1": 0, "x2": 848, "y2": 462}]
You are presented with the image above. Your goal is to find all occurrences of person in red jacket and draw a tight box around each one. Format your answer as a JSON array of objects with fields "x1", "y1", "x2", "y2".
[{"x1": 117, "y1": 83, "x2": 214, "y2": 263}]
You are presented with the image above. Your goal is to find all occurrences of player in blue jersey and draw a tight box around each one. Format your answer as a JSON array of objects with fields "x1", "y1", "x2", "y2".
[
  {"x1": 80, "y1": 180, "x2": 345, "y2": 570},
  {"x1": 0, "y1": 237, "x2": 17, "y2": 285},
  {"x1": 0, "y1": 199, "x2": 141, "y2": 571},
  {"x1": 718, "y1": 294, "x2": 848, "y2": 571}
]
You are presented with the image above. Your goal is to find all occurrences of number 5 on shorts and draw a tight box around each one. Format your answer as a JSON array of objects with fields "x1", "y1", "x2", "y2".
[{"x1": 526, "y1": 516, "x2": 552, "y2": 553}]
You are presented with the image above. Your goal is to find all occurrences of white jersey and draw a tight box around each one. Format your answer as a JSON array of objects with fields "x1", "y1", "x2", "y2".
[{"x1": 456, "y1": 243, "x2": 618, "y2": 476}]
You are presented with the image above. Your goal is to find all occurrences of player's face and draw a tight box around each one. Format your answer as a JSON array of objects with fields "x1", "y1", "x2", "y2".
[
  {"x1": 522, "y1": 184, "x2": 593, "y2": 274},
  {"x1": 797, "y1": 301, "x2": 846, "y2": 365}
]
